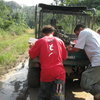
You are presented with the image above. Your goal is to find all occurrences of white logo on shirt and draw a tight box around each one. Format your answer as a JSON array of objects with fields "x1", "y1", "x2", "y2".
[
  {"x1": 49, "y1": 44, "x2": 54, "y2": 56},
  {"x1": 49, "y1": 44, "x2": 54, "y2": 51}
]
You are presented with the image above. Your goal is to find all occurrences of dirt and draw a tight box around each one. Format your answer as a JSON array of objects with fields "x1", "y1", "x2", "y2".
[
  {"x1": 0, "y1": 51, "x2": 28, "y2": 80},
  {"x1": 0, "y1": 59, "x2": 28, "y2": 100}
]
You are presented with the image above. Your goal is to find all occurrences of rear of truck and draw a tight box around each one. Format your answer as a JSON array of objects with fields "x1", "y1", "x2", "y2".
[{"x1": 28, "y1": 3, "x2": 95, "y2": 87}]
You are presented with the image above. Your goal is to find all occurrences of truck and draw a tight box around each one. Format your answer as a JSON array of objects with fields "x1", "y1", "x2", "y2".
[{"x1": 27, "y1": 3, "x2": 96, "y2": 88}]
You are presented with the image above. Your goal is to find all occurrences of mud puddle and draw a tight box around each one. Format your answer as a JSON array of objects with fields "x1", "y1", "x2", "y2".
[{"x1": 0, "y1": 60, "x2": 28, "y2": 100}]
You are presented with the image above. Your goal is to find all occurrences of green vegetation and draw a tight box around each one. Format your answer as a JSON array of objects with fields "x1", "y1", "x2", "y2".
[
  {"x1": 0, "y1": 27, "x2": 34, "y2": 70},
  {"x1": 0, "y1": 33, "x2": 33, "y2": 68},
  {"x1": 0, "y1": 0, "x2": 34, "y2": 71},
  {"x1": 42, "y1": 0, "x2": 100, "y2": 33},
  {"x1": 53, "y1": 0, "x2": 100, "y2": 30},
  {"x1": 0, "y1": 0, "x2": 100, "y2": 72}
]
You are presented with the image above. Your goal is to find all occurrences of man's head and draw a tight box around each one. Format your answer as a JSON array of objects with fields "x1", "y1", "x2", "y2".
[
  {"x1": 41, "y1": 25, "x2": 56, "y2": 36},
  {"x1": 74, "y1": 24, "x2": 86, "y2": 36}
]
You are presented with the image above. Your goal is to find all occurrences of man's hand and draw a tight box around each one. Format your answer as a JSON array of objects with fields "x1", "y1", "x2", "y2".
[
  {"x1": 28, "y1": 37, "x2": 38, "y2": 48},
  {"x1": 67, "y1": 45, "x2": 74, "y2": 52},
  {"x1": 29, "y1": 43, "x2": 35, "y2": 48},
  {"x1": 67, "y1": 45, "x2": 80, "y2": 52}
]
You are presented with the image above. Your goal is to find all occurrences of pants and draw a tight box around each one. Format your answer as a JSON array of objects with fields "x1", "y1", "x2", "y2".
[
  {"x1": 38, "y1": 79, "x2": 65, "y2": 100},
  {"x1": 80, "y1": 66, "x2": 100, "y2": 94}
]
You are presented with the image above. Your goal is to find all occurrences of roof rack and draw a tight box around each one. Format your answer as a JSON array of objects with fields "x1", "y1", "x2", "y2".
[{"x1": 38, "y1": 3, "x2": 88, "y2": 15}]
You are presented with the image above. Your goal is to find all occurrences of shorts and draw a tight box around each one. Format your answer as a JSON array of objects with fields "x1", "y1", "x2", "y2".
[{"x1": 38, "y1": 79, "x2": 65, "y2": 100}]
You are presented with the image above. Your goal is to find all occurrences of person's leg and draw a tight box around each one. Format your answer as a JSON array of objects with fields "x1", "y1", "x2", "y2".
[
  {"x1": 94, "y1": 93, "x2": 100, "y2": 100},
  {"x1": 91, "y1": 81, "x2": 100, "y2": 94},
  {"x1": 91, "y1": 81, "x2": 100, "y2": 100},
  {"x1": 80, "y1": 66, "x2": 100, "y2": 94},
  {"x1": 50, "y1": 79, "x2": 65, "y2": 100},
  {"x1": 38, "y1": 82, "x2": 52, "y2": 100},
  {"x1": 80, "y1": 66, "x2": 100, "y2": 100}
]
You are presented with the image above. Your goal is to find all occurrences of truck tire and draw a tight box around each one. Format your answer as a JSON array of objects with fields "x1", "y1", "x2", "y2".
[
  {"x1": 27, "y1": 58, "x2": 40, "y2": 88},
  {"x1": 27, "y1": 67, "x2": 40, "y2": 88}
]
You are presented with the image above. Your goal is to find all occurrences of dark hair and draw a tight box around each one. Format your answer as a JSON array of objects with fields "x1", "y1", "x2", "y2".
[
  {"x1": 41, "y1": 25, "x2": 56, "y2": 35},
  {"x1": 74, "y1": 24, "x2": 86, "y2": 33},
  {"x1": 96, "y1": 28, "x2": 100, "y2": 34}
]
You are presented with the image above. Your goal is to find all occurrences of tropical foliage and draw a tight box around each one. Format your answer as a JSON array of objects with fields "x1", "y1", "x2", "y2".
[
  {"x1": 0, "y1": 0, "x2": 34, "y2": 70},
  {"x1": 53, "y1": 0, "x2": 100, "y2": 29}
]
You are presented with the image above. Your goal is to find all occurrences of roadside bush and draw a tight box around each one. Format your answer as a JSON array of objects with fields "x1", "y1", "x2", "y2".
[
  {"x1": 0, "y1": 34, "x2": 32, "y2": 68},
  {"x1": 7, "y1": 23, "x2": 28, "y2": 35}
]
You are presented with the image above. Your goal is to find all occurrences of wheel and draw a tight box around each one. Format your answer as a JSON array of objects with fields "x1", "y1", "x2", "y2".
[
  {"x1": 27, "y1": 67, "x2": 40, "y2": 88},
  {"x1": 27, "y1": 58, "x2": 40, "y2": 88}
]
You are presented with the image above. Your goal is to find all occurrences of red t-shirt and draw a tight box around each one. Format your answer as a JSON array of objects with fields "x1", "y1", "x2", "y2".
[{"x1": 29, "y1": 36, "x2": 68, "y2": 82}]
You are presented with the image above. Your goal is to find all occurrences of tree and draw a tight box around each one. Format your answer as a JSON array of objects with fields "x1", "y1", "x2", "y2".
[
  {"x1": 53, "y1": 0, "x2": 60, "y2": 5},
  {"x1": 81, "y1": 0, "x2": 100, "y2": 9},
  {"x1": 0, "y1": 0, "x2": 13, "y2": 29}
]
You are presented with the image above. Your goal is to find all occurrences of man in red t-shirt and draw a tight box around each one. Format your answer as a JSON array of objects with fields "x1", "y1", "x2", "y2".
[{"x1": 29, "y1": 25, "x2": 68, "y2": 100}]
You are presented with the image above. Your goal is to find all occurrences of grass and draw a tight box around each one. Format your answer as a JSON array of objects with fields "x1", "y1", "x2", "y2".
[{"x1": 0, "y1": 29, "x2": 34, "y2": 69}]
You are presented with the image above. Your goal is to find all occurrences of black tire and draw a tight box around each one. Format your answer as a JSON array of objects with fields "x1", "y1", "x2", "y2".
[
  {"x1": 27, "y1": 58, "x2": 40, "y2": 88},
  {"x1": 27, "y1": 67, "x2": 40, "y2": 88}
]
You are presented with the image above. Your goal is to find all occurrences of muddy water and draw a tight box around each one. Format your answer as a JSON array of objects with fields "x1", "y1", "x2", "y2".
[{"x1": 0, "y1": 60, "x2": 28, "y2": 100}]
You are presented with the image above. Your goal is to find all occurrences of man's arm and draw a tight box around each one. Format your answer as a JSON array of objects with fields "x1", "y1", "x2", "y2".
[
  {"x1": 62, "y1": 42, "x2": 68, "y2": 60},
  {"x1": 29, "y1": 40, "x2": 41, "y2": 59},
  {"x1": 67, "y1": 31, "x2": 88, "y2": 52}
]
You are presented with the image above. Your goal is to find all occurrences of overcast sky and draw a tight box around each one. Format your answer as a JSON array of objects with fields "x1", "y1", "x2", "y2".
[{"x1": 4, "y1": 0, "x2": 54, "y2": 6}]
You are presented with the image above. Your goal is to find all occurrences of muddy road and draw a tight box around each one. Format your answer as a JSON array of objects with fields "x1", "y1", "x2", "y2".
[
  {"x1": 0, "y1": 60, "x2": 94, "y2": 100},
  {"x1": 0, "y1": 60, "x2": 28, "y2": 100}
]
